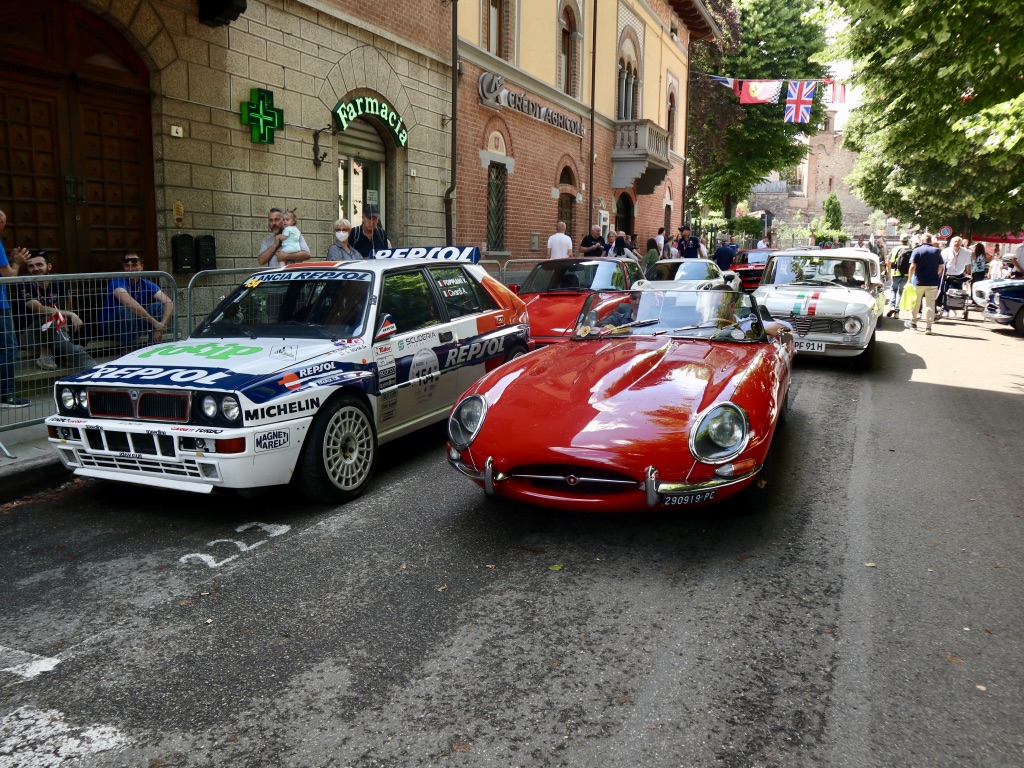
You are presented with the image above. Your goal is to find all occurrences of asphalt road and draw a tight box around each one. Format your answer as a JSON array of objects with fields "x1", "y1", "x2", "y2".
[{"x1": 2, "y1": 314, "x2": 1022, "y2": 768}]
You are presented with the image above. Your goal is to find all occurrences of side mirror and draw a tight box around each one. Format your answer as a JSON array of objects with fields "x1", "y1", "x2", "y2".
[
  {"x1": 374, "y1": 313, "x2": 397, "y2": 341},
  {"x1": 508, "y1": 284, "x2": 520, "y2": 295}
]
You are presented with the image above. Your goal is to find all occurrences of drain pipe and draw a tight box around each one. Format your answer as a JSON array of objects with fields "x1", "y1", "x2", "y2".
[
  {"x1": 443, "y1": 0, "x2": 459, "y2": 245},
  {"x1": 587, "y1": 0, "x2": 598, "y2": 231}
]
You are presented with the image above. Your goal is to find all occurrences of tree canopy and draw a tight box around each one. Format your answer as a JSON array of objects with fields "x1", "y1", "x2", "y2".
[
  {"x1": 835, "y1": 0, "x2": 1024, "y2": 235},
  {"x1": 687, "y1": 0, "x2": 828, "y2": 218}
]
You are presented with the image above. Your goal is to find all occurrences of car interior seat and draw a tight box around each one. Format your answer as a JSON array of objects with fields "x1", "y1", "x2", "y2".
[{"x1": 558, "y1": 273, "x2": 581, "y2": 289}]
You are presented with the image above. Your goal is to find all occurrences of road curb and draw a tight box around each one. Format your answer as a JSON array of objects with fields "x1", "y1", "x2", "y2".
[{"x1": 0, "y1": 454, "x2": 71, "y2": 505}]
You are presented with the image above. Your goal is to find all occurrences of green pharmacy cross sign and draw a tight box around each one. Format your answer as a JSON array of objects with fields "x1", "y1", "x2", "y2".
[{"x1": 241, "y1": 88, "x2": 284, "y2": 144}]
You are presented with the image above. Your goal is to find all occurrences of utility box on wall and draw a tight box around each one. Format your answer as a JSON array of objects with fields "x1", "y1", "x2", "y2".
[
  {"x1": 171, "y1": 234, "x2": 195, "y2": 273},
  {"x1": 195, "y1": 235, "x2": 217, "y2": 270}
]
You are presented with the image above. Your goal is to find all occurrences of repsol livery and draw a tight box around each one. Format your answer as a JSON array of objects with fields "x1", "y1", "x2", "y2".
[{"x1": 46, "y1": 248, "x2": 530, "y2": 503}]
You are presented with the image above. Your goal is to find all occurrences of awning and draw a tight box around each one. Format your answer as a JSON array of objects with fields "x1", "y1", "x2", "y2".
[{"x1": 973, "y1": 232, "x2": 1024, "y2": 244}]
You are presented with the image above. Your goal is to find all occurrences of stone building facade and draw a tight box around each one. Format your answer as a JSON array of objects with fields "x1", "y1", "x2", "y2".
[
  {"x1": 748, "y1": 110, "x2": 876, "y2": 238},
  {"x1": 0, "y1": 0, "x2": 453, "y2": 276}
]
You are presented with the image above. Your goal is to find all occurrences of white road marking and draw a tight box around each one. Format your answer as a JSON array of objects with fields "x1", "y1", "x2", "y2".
[
  {"x1": 0, "y1": 646, "x2": 60, "y2": 680},
  {"x1": 0, "y1": 707, "x2": 126, "y2": 767}
]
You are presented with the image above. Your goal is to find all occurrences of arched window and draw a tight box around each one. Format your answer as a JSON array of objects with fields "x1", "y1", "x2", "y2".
[
  {"x1": 615, "y1": 29, "x2": 642, "y2": 120},
  {"x1": 559, "y1": 167, "x2": 575, "y2": 186},
  {"x1": 558, "y1": 4, "x2": 581, "y2": 98},
  {"x1": 667, "y1": 91, "x2": 677, "y2": 150},
  {"x1": 557, "y1": 165, "x2": 577, "y2": 241}
]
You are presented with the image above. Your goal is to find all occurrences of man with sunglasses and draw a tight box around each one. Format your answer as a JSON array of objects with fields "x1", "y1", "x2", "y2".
[{"x1": 100, "y1": 253, "x2": 175, "y2": 350}]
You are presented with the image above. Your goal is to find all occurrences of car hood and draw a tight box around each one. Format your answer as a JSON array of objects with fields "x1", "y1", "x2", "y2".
[
  {"x1": 520, "y1": 292, "x2": 590, "y2": 338},
  {"x1": 754, "y1": 284, "x2": 874, "y2": 317},
  {"x1": 59, "y1": 338, "x2": 370, "y2": 402},
  {"x1": 466, "y1": 337, "x2": 772, "y2": 472}
]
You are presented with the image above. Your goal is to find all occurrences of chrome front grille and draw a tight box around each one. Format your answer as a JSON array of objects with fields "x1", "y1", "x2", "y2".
[
  {"x1": 87, "y1": 388, "x2": 191, "y2": 422},
  {"x1": 88, "y1": 390, "x2": 133, "y2": 418},
  {"x1": 138, "y1": 392, "x2": 189, "y2": 422},
  {"x1": 786, "y1": 316, "x2": 835, "y2": 337},
  {"x1": 506, "y1": 464, "x2": 640, "y2": 495}
]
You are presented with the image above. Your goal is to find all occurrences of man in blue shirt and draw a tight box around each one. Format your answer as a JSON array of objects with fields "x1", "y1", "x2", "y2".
[
  {"x1": 101, "y1": 253, "x2": 176, "y2": 349},
  {"x1": 907, "y1": 232, "x2": 944, "y2": 334},
  {"x1": 676, "y1": 225, "x2": 701, "y2": 259},
  {"x1": 0, "y1": 209, "x2": 30, "y2": 408},
  {"x1": 713, "y1": 240, "x2": 735, "y2": 271}
]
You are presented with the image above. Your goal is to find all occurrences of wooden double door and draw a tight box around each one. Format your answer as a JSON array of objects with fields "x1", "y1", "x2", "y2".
[{"x1": 0, "y1": 0, "x2": 155, "y2": 275}]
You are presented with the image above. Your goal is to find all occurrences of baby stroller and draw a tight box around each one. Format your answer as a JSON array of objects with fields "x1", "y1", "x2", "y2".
[{"x1": 944, "y1": 283, "x2": 970, "y2": 319}]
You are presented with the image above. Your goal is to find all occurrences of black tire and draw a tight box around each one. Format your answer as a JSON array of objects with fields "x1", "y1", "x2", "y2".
[
  {"x1": 732, "y1": 445, "x2": 773, "y2": 516},
  {"x1": 855, "y1": 331, "x2": 876, "y2": 371},
  {"x1": 1014, "y1": 308, "x2": 1024, "y2": 336},
  {"x1": 777, "y1": 385, "x2": 791, "y2": 428},
  {"x1": 295, "y1": 393, "x2": 377, "y2": 503},
  {"x1": 504, "y1": 343, "x2": 528, "y2": 363}
]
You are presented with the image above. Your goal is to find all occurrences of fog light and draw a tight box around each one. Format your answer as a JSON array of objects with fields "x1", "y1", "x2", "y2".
[{"x1": 448, "y1": 446, "x2": 461, "y2": 461}]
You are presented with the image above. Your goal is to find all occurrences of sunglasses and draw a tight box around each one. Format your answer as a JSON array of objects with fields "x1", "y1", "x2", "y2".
[{"x1": 123, "y1": 258, "x2": 140, "y2": 264}]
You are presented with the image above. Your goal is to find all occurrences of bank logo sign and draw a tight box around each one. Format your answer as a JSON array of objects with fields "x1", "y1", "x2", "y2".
[
  {"x1": 478, "y1": 73, "x2": 586, "y2": 138},
  {"x1": 332, "y1": 95, "x2": 409, "y2": 147}
]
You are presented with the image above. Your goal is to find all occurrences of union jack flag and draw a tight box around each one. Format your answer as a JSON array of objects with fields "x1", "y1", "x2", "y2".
[{"x1": 784, "y1": 80, "x2": 816, "y2": 123}]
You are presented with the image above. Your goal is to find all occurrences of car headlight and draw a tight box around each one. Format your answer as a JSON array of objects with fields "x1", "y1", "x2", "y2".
[
  {"x1": 844, "y1": 316, "x2": 863, "y2": 334},
  {"x1": 448, "y1": 395, "x2": 487, "y2": 450},
  {"x1": 202, "y1": 395, "x2": 218, "y2": 419},
  {"x1": 829, "y1": 319, "x2": 844, "y2": 334},
  {"x1": 221, "y1": 396, "x2": 241, "y2": 421},
  {"x1": 77, "y1": 390, "x2": 89, "y2": 410},
  {"x1": 689, "y1": 403, "x2": 749, "y2": 464},
  {"x1": 61, "y1": 387, "x2": 76, "y2": 410}
]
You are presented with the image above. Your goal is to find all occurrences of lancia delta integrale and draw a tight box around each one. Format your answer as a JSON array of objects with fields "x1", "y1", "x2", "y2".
[{"x1": 46, "y1": 247, "x2": 529, "y2": 503}]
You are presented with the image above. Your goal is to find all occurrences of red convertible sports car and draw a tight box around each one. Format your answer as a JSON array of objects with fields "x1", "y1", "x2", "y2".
[
  {"x1": 731, "y1": 249, "x2": 776, "y2": 291},
  {"x1": 510, "y1": 257, "x2": 646, "y2": 346},
  {"x1": 447, "y1": 287, "x2": 794, "y2": 513}
]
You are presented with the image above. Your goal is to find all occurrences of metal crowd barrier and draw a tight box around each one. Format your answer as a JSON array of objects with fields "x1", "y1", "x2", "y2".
[
  {"x1": 501, "y1": 258, "x2": 546, "y2": 287},
  {"x1": 1, "y1": 270, "x2": 179, "y2": 444}
]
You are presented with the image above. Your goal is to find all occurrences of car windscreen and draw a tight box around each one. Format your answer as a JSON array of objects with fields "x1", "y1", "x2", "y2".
[
  {"x1": 194, "y1": 271, "x2": 373, "y2": 339},
  {"x1": 646, "y1": 261, "x2": 719, "y2": 281},
  {"x1": 762, "y1": 255, "x2": 869, "y2": 287},
  {"x1": 744, "y1": 250, "x2": 773, "y2": 265},
  {"x1": 572, "y1": 289, "x2": 767, "y2": 342},
  {"x1": 520, "y1": 260, "x2": 626, "y2": 293}
]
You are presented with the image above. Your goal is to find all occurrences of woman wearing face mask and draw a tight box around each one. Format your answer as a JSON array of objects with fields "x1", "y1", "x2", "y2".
[{"x1": 327, "y1": 218, "x2": 360, "y2": 260}]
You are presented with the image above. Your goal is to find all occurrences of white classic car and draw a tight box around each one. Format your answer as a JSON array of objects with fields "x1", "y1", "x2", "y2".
[
  {"x1": 46, "y1": 247, "x2": 530, "y2": 503},
  {"x1": 640, "y1": 258, "x2": 740, "y2": 290},
  {"x1": 753, "y1": 248, "x2": 885, "y2": 369}
]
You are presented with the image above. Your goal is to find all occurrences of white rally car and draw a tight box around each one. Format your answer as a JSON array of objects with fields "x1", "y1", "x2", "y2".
[
  {"x1": 753, "y1": 248, "x2": 885, "y2": 370},
  {"x1": 46, "y1": 247, "x2": 530, "y2": 502}
]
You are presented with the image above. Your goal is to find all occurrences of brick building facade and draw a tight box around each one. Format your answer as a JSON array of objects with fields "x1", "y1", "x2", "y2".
[{"x1": 456, "y1": 0, "x2": 717, "y2": 260}]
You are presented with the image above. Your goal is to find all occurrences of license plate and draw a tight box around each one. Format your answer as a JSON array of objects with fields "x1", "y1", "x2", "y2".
[
  {"x1": 662, "y1": 490, "x2": 716, "y2": 507},
  {"x1": 794, "y1": 340, "x2": 826, "y2": 352}
]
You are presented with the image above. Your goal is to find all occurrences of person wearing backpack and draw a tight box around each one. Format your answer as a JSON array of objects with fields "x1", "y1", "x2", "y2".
[{"x1": 886, "y1": 234, "x2": 913, "y2": 317}]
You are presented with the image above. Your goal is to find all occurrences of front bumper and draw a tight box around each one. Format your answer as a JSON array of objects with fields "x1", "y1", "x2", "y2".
[
  {"x1": 448, "y1": 455, "x2": 761, "y2": 511},
  {"x1": 45, "y1": 415, "x2": 312, "y2": 493},
  {"x1": 983, "y1": 310, "x2": 1014, "y2": 324}
]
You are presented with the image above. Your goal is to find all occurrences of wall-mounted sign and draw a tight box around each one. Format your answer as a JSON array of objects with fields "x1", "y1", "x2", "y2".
[
  {"x1": 332, "y1": 96, "x2": 409, "y2": 147},
  {"x1": 478, "y1": 73, "x2": 586, "y2": 138},
  {"x1": 240, "y1": 88, "x2": 284, "y2": 144}
]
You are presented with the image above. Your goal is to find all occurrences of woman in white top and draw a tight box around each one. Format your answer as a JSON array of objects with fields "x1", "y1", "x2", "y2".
[{"x1": 327, "y1": 218, "x2": 360, "y2": 260}]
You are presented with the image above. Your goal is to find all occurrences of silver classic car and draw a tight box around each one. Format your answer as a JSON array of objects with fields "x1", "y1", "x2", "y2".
[{"x1": 753, "y1": 248, "x2": 885, "y2": 369}]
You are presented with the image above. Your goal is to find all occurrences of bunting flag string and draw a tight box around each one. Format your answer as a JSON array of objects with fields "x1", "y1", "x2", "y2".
[{"x1": 698, "y1": 71, "x2": 848, "y2": 122}]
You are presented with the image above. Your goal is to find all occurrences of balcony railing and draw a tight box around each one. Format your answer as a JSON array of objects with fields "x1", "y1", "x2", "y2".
[{"x1": 611, "y1": 120, "x2": 671, "y2": 164}]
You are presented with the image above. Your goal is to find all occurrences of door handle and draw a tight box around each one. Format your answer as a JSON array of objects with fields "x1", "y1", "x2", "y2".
[{"x1": 438, "y1": 331, "x2": 454, "y2": 343}]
